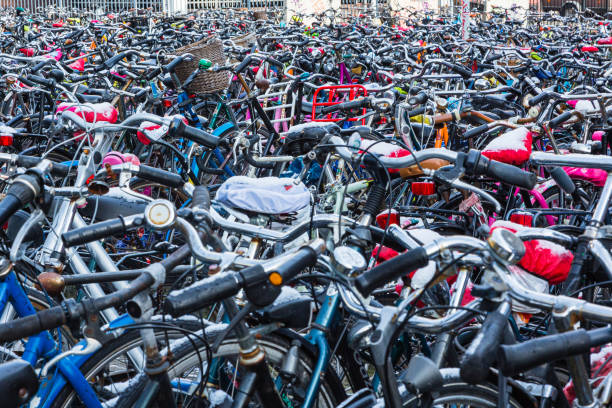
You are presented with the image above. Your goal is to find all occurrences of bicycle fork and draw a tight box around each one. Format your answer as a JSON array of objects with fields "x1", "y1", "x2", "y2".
[{"x1": 222, "y1": 299, "x2": 285, "y2": 408}]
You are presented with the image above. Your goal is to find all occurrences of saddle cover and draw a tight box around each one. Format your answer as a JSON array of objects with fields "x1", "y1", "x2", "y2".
[{"x1": 216, "y1": 176, "x2": 311, "y2": 214}]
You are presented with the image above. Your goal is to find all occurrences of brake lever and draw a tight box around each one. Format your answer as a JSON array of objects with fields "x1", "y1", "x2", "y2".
[
  {"x1": 449, "y1": 178, "x2": 502, "y2": 214},
  {"x1": 9, "y1": 208, "x2": 44, "y2": 263}
]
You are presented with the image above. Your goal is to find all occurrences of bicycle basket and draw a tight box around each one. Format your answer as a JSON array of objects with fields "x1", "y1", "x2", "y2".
[
  {"x1": 232, "y1": 32, "x2": 257, "y2": 48},
  {"x1": 174, "y1": 36, "x2": 229, "y2": 94}
]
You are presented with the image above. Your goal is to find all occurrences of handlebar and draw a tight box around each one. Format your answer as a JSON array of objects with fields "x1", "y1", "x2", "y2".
[{"x1": 164, "y1": 239, "x2": 324, "y2": 316}]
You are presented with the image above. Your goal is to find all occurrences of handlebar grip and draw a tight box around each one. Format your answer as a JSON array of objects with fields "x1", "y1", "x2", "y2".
[
  {"x1": 321, "y1": 99, "x2": 368, "y2": 114},
  {"x1": 0, "y1": 306, "x2": 66, "y2": 342},
  {"x1": 550, "y1": 166, "x2": 576, "y2": 195},
  {"x1": 528, "y1": 92, "x2": 549, "y2": 107},
  {"x1": 234, "y1": 55, "x2": 253, "y2": 74},
  {"x1": 406, "y1": 107, "x2": 426, "y2": 117},
  {"x1": 498, "y1": 327, "x2": 612, "y2": 377},
  {"x1": 145, "y1": 67, "x2": 162, "y2": 81},
  {"x1": 32, "y1": 59, "x2": 52, "y2": 73},
  {"x1": 265, "y1": 56, "x2": 284, "y2": 68},
  {"x1": 484, "y1": 53, "x2": 503, "y2": 63},
  {"x1": 480, "y1": 155, "x2": 537, "y2": 190},
  {"x1": 191, "y1": 185, "x2": 211, "y2": 210},
  {"x1": 103, "y1": 51, "x2": 128, "y2": 69},
  {"x1": 275, "y1": 246, "x2": 317, "y2": 283},
  {"x1": 17, "y1": 155, "x2": 70, "y2": 177},
  {"x1": 0, "y1": 173, "x2": 43, "y2": 225},
  {"x1": 549, "y1": 111, "x2": 573, "y2": 128},
  {"x1": 137, "y1": 165, "x2": 184, "y2": 189},
  {"x1": 408, "y1": 92, "x2": 428, "y2": 106},
  {"x1": 17, "y1": 76, "x2": 35, "y2": 87},
  {"x1": 62, "y1": 217, "x2": 128, "y2": 247},
  {"x1": 451, "y1": 64, "x2": 473, "y2": 79},
  {"x1": 354, "y1": 247, "x2": 429, "y2": 297},
  {"x1": 27, "y1": 75, "x2": 54, "y2": 88},
  {"x1": 168, "y1": 118, "x2": 219, "y2": 148},
  {"x1": 460, "y1": 301, "x2": 510, "y2": 383},
  {"x1": 464, "y1": 124, "x2": 490, "y2": 139},
  {"x1": 164, "y1": 271, "x2": 243, "y2": 317},
  {"x1": 162, "y1": 55, "x2": 186, "y2": 74}
]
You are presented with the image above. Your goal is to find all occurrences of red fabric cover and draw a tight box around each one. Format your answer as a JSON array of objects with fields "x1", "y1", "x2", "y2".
[
  {"x1": 69, "y1": 54, "x2": 86, "y2": 72},
  {"x1": 482, "y1": 127, "x2": 532, "y2": 166},
  {"x1": 358, "y1": 139, "x2": 411, "y2": 173},
  {"x1": 490, "y1": 220, "x2": 572, "y2": 284},
  {"x1": 597, "y1": 37, "x2": 612, "y2": 45},
  {"x1": 581, "y1": 45, "x2": 599, "y2": 53},
  {"x1": 136, "y1": 115, "x2": 187, "y2": 145},
  {"x1": 564, "y1": 344, "x2": 612, "y2": 405},
  {"x1": 19, "y1": 48, "x2": 34, "y2": 57},
  {"x1": 56, "y1": 102, "x2": 118, "y2": 124}
]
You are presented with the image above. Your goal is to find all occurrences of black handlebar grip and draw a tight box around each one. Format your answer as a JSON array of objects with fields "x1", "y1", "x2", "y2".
[
  {"x1": 164, "y1": 272, "x2": 243, "y2": 317},
  {"x1": 0, "y1": 195, "x2": 24, "y2": 227},
  {"x1": 62, "y1": 217, "x2": 128, "y2": 247},
  {"x1": 406, "y1": 107, "x2": 426, "y2": 117},
  {"x1": 275, "y1": 246, "x2": 318, "y2": 282},
  {"x1": 464, "y1": 124, "x2": 490, "y2": 139},
  {"x1": 451, "y1": 64, "x2": 473, "y2": 79},
  {"x1": 321, "y1": 99, "x2": 368, "y2": 114},
  {"x1": 168, "y1": 118, "x2": 219, "y2": 148},
  {"x1": 31, "y1": 59, "x2": 52, "y2": 73},
  {"x1": 137, "y1": 165, "x2": 184, "y2": 189},
  {"x1": 17, "y1": 76, "x2": 35, "y2": 87},
  {"x1": 377, "y1": 45, "x2": 393, "y2": 55},
  {"x1": 354, "y1": 247, "x2": 429, "y2": 297},
  {"x1": 0, "y1": 174, "x2": 43, "y2": 225},
  {"x1": 265, "y1": 56, "x2": 284, "y2": 68},
  {"x1": 481, "y1": 156, "x2": 537, "y2": 190},
  {"x1": 498, "y1": 329, "x2": 597, "y2": 377},
  {"x1": 145, "y1": 67, "x2": 162, "y2": 81},
  {"x1": 484, "y1": 53, "x2": 503, "y2": 63},
  {"x1": 27, "y1": 75, "x2": 54, "y2": 88},
  {"x1": 528, "y1": 92, "x2": 549, "y2": 107},
  {"x1": 0, "y1": 306, "x2": 66, "y2": 342},
  {"x1": 460, "y1": 302, "x2": 510, "y2": 383},
  {"x1": 408, "y1": 92, "x2": 428, "y2": 106},
  {"x1": 550, "y1": 166, "x2": 576, "y2": 195},
  {"x1": 103, "y1": 51, "x2": 129, "y2": 69},
  {"x1": 191, "y1": 185, "x2": 211, "y2": 210},
  {"x1": 16, "y1": 155, "x2": 70, "y2": 177},
  {"x1": 234, "y1": 55, "x2": 253, "y2": 74},
  {"x1": 549, "y1": 111, "x2": 573, "y2": 128},
  {"x1": 162, "y1": 55, "x2": 186, "y2": 74}
]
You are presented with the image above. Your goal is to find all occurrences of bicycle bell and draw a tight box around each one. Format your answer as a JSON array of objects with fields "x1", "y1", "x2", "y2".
[
  {"x1": 487, "y1": 228, "x2": 525, "y2": 264},
  {"x1": 144, "y1": 199, "x2": 176, "y2": 230}
]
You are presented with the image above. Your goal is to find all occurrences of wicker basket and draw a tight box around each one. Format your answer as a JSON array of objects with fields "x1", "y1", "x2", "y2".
[
  {"x1": 232, "y1": 32, "x2": 257, "y2": 48},
  {"x1": 174, "y1": 36, "x2": 229, "y2": 94}
]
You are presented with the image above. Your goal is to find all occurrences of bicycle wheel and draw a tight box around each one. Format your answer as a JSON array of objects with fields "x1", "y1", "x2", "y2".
[
  {"x1": 113, "y1": 332, "x2": 346, "y2": 408},
  {"x1": 49, "y1": 318, "x2": 202, "y2": 408},
  {"x1": 404, "y1": 370, "x2": 531, "y2": 408},
  {"x1": 0, "y1": 287, "x2": 75, "y2": 362}
]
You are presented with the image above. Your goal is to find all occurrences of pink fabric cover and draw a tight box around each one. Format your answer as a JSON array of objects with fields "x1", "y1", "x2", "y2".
[
  {"x1": 597, "y1": 37, "x2": 612, "y2": 45},
  {"x1": 102, "y1": 151, "x2": 140, "y2": 167},
  {"x1": 490, "y1": 220, "x2": 572, "y2": 284},
  {"x1": 56, "y1": 102, "x2": 118, "y2": 124},
  {"x1": 563, "y1": 166, "x2": 607, "y2": 187},
  {"x1": 482, "y1": 127, "x2": 532, "y2": 166}
]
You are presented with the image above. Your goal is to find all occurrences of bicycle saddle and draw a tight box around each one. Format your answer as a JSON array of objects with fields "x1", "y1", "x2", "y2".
[{"x1": 0, "y1": 359, "x2": 38, "y2": 408}]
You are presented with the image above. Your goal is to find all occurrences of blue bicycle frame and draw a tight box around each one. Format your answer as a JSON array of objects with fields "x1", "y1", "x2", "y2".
[{"x1": 0, "y1": 270, "x2": 135, "y2": 408}]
